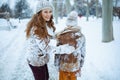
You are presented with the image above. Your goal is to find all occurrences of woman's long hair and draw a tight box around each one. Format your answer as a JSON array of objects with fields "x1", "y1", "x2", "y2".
[{"x1": 25, "y1": 11, "x2": 55, "y2": 40}]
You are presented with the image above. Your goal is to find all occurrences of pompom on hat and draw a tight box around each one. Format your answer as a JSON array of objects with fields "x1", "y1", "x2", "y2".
[
  {"x1": 36, "y1": 0, "x2": 53, "y2": 13},
  {"x1": 66, "y1": 11, "x2": 78, "y2": 27}
]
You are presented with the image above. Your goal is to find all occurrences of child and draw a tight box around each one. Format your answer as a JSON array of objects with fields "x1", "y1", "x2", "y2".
[{"x1": 54, "y1": 11, "x2": 86, "y2": 80}]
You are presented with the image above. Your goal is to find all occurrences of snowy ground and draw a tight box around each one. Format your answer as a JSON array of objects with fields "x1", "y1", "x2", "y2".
[{"x1": 0, "y1": 17, "x2": 120, "y2": 80}]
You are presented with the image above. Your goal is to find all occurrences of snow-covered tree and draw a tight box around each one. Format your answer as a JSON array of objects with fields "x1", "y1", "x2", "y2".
[
  {"x1": 14, "y1": 0, "x2": 32, "y2": 18},
  {"x1": 0, "y1": 3, "x2": 12, "y2": 18},
  {"x1": 0, "y1": 3, "x2": 11, "y2": 12}
]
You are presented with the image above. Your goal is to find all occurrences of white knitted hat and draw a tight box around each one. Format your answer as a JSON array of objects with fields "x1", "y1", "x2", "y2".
[
  {"x1": 36, "y1": 0, "x2": 53, "y2": 13},
  {"x1": 66, "y1": 11, "x2": 78, "y2": 27}
]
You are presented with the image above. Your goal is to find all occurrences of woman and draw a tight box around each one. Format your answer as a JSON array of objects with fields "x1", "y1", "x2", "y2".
[
  {"x1": 54, "y1": 11, "x2": 86, "y2": 80},
  {"x1": 25, "y1": 1, "x2": 55, "y2": 80}
]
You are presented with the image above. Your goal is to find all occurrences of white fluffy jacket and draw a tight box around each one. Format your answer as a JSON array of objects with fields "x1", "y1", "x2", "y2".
[{"x1": 26, "y1": 25, "x2": 55, "y2": 66}]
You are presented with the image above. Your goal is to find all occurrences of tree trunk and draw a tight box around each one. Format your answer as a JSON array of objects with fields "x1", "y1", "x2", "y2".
[
  {"x1": 74, "y1": 0, "x2": 77, "y2": 11},
  {"x1": 86, "y1": 0, "x2": 89, "y2": 21},
  {"x1": 65, "y1": 0, "x2": 71, "y2": 14},
  {"x1": 115, "y1": 0, "x2": 118, "y2": 7},
  {"x1": 102, "y1": 0, "x2": 114, "y2": 42},
  {"x1": 53, "y1": 0, "x2": 58, "y2": 24},
  {"x1": 96, "y1": 0, "x2": 99, "y2": 18}
]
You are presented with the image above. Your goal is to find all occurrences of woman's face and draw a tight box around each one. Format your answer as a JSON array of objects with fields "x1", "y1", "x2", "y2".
[{"x1": 41, "y1": 8, "x2": 53, "y2": 21}]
